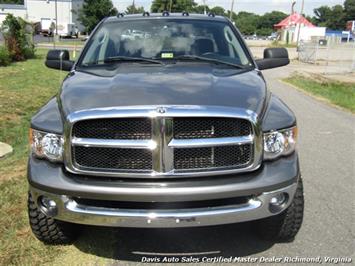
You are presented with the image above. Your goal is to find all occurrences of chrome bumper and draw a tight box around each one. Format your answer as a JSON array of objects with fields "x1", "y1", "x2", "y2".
[{"x1": 30, "y1": 183, "x2": 298, "y2": 228}]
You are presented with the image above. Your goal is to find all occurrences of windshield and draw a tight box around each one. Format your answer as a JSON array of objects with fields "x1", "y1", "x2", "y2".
[{"x1": 79, "y1": 19, "x2": 253, "y2": 67}]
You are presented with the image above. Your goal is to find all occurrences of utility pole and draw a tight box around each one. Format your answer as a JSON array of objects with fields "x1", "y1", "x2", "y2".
[
  {"x1": 203, "y1": 0, "x2": 207, "y2": 15},
  {"x1": 291, "y1": 0, "x2": 296, "y2": 14},
  {"x1": 296, "y1": 0, "x2": 305, "y2": 45},
  {"x1": 169, "y1": 0, "x2": 172, "y2": 12},
  {"x1": 55, "y1": 0, "x2": 58, "y2": 36},
  {"x1": 230, "y1": 0, "x2": 235, "y2": 20}
]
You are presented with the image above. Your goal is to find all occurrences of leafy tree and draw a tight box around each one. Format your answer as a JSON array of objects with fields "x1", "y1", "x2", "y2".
[
  {"x1": 125, "y1": 3, "x2": 145, "y2": 14},
  {"x1": 305, "y1": 15, "x2": 316, "y2": 25},
  {"x1": 0, "y1": 0, "x2": 24, "y2": 4},
  {"x1": 226, "y1": 11, "x2": 238, "y2": 20},
  {"x1": 192, "y1": 5, "x2": 209, "y2": 14},
  {"x1": 210, "y1": 6, "x2": 225, "y2": 16},
  {"x1": 328, "y1": 5, "x2": 346, "y2": 30},
  {"x1": 0, "y1": 46, "x2": 11, "y2": 66},
  {"x1": 313, "y1": 6, "x2": 333, "y2": 26},
  {"x1": 151, "y1": 0, "x2": 197, "y2": 13},
  {"x1": 234, "y1": 12, "x2": 260, "y2": 35},
  {"x1": 344, "y1": 0, "x2": 355, "y2": 21},
  {"x1": 313, "y1": 5, "x2": 346, "y2": 30},
  {"x1": 0, "y1": 14, "x2": 35, "y2": 61},
  {"x1": 257, "y1": 11, "x2": 287, "y2": 30},
  {"x1": 256, "y1": 28, "x2": 273, "y2": 36},
  {"x1": 77, "y1": 0, "x2": 117, "y2": 33}
]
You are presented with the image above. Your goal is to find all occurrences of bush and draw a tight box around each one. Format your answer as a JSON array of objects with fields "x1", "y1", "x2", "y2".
[
  {"x1": 0, "y1": 46, "x2": 11, "y2": 66},
  {"x1": 0, "y1": 14, "x2": 35, "y2": 62}
]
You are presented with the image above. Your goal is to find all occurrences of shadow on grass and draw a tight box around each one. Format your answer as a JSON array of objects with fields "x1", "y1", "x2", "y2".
[{"x1": 73, "y1": 222, "x2": 275, "y2": 262}]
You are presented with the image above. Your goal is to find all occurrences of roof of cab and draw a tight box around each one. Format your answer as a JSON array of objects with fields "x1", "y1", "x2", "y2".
[{"x1": 105, "y1": 12, "x2": 228, "y2": 23}]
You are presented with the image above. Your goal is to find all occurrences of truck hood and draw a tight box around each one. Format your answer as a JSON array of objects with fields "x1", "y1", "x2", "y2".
[{"x1": 59, "y1": 64, "x2": 267, "y2": 118}]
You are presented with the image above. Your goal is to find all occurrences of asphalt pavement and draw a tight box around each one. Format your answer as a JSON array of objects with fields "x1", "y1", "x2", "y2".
[{"x1": 64, "y1": 66, "x2": 355, "y2": 265}]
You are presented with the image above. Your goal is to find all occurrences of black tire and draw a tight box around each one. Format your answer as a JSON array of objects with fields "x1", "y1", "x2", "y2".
[
  {"x1": 256, "y1": 178, "x2": 304, "y2": 242},
  {"x1": 28, "y1": 192, "x2": 79, "y2": 245}
]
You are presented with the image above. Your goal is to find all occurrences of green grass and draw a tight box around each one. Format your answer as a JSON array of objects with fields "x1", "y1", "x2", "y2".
[
  {"x1": 284, "y1": 75, "x2": 355, "y2": 113},
  {"x1": 0, "y1": 49, "x2": 124, "y2": 265},
  {"x1": 0, "y1": 49, "x2": 69, "y2": 265}
]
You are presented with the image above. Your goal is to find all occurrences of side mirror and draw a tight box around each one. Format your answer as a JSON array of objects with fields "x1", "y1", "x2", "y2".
[
  {"x1": 45, "y1": 50, "x2": 74, "y2": 71},
  {"x1": 255, "y1": 48, "x2": 289, "y2": 70}
]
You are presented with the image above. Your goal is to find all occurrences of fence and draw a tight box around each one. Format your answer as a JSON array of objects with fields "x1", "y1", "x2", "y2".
[{"x1": 298, "y1": 40, "x2": 355, "y2": 74}]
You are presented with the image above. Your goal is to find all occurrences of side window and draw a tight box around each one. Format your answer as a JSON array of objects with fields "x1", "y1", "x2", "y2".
[
  {"x1": 223, "y1": 26, "x2": 249, "y2": 65},
  {"x1": 82, "y1": 30, "x2": 109, "y2": 64}
]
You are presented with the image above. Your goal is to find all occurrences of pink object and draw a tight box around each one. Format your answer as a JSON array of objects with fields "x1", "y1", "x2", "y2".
[{"x1": 274, "y1": 12, "x2": 315, "y2": 29}]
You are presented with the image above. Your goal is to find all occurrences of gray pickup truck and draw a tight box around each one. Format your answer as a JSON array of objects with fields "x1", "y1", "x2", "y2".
[{"x1": 28, "y1": 12, "x2": 303, "y2": 245}]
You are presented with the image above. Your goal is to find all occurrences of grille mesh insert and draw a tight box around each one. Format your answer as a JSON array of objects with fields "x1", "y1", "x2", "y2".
[
  {"x1": 73, "y1": 147, "x2": 152, "y2": 170},
  {"x1": 174, "y1": 145, "x2": 253, "y2": 170},
  {"x1": 173, "y1": 118, "x2": 251, "y2": 139},
  {"x1": 73, "y1": 118, "x2": 151, "y2": 140}
]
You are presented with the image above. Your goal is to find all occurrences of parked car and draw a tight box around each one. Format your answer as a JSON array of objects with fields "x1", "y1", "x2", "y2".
[
  {"x1": 28, "y1": 12, "x2": 304, "y2": 245},
  {"x1": 268, "y1": 32, "x2": 278, "y2": 41}
]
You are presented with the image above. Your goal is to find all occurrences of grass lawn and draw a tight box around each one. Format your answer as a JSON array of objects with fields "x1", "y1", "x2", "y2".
[
  {"x1": 0, "y1": 49, "x2": 67, "y2": 265},
  {"x1": 284, "y1": 75, "x2": 355, "y2": 113},
  {"x1": 0, "y1": 49, "x2": 126, "y2": 265}
]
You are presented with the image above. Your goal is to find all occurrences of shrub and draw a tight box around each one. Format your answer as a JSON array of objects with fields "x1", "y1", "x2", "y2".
[
  {"x1": 0, "y1": 14, "x2": 35, "y2": 62},
  {"x1": 0, "y1": 46, "x2": 11, "y2": 66}
]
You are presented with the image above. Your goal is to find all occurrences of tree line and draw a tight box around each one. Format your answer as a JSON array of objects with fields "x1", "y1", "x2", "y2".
[
  {"x1": 78, "y1": 0, "x2": 354, "y2": 34},
  {"x1": 1, "y1": 0, "x2": 354, "y2": 34}
]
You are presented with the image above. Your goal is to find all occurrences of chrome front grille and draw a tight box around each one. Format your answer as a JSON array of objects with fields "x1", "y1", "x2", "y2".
[
  {"x1": 174, "y1": 145, "x2": 253, "y2": 170},
  {"x1": 65, "y1": 106, "x2": 262, "y2": 178},
  {"x1": 173, "y1": 118, "x2": 251, "y2": 139},
  {"x1": 72, "y1": 147, "x2": 152, "y2": 170},
  {"x1": 73, "y1": 118, "x2": 151, "y2": 139}
]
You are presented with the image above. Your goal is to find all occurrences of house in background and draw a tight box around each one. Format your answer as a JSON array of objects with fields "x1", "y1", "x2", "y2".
[
  {"x1": 0, "y1": 0, "x2": 84, "y2": 36},
  {"x1": 0, "y1": 3, "x2": 27, "y2": 23},
  {"x1": 274, "y1": 12, "x2": 326, "y2": 43}
]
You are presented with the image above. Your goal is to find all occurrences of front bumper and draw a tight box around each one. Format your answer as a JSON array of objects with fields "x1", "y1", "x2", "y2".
[
  {"x1": 28, "y1": 153, "x2": 300, "y2": 227},
  {"x1": 30, "y1": 183, "x2": 297, "y2": 228}
]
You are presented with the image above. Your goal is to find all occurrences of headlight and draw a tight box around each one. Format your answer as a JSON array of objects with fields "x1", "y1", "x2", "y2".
[
  {"x1": 29, "y1": 129, "x2": 64, "y2": 162},
  {"x1": 263, "y1": 127, "x2": 297, "y2": 160}
]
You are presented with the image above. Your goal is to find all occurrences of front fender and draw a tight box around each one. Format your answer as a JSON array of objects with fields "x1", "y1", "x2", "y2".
[
  {"x1": 262, "y1": 94, "x2": 296, "y2": 132},
  {"x1": 31, "y1": 97, "x2": 63, "y2": 134}
]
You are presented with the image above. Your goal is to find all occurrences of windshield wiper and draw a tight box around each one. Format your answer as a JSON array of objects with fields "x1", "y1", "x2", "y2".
[
  {"x1": 175, "y1": 55, "x2": 246, "y2": 69},
  {"x1": 104, "y1": 56, "x2": 164, "y2": 65},
  {"x1": 83, "y1": 56, "x2": 164, "y2": 66}
]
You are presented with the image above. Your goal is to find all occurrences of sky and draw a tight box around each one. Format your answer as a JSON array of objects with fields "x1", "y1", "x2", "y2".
[{"x1": 113, "y1": 0, "x2": 345, "y2": 15}]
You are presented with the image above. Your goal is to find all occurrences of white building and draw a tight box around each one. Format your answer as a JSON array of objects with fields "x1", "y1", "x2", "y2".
[{"x1": 0, "y1": 0, "x2": 84, "y2": 34}]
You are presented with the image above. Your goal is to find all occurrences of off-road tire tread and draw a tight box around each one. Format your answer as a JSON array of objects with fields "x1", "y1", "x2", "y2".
[
  {"x1": 256, "y1": 178, "x2": 304, "y2": 242},
  {"x1": 28, "y1": 192, "x2": 78, "y2": 245}
]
